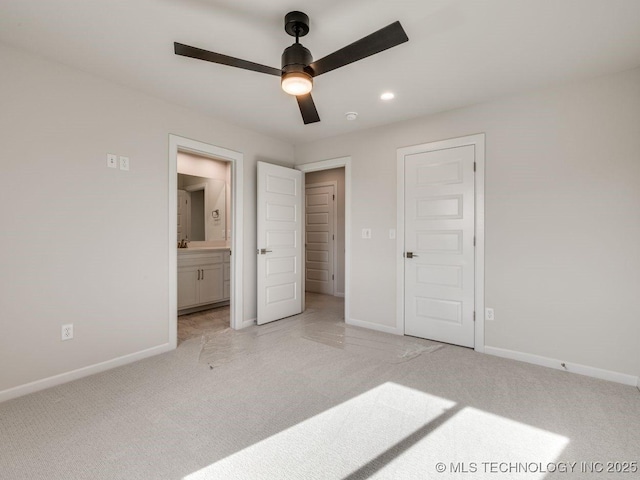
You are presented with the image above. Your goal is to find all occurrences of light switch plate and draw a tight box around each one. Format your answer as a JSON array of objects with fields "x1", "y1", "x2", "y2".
[
  {"x1": 362, "y1": 228, "x2": 372, "y2": 239},
  {"x1": 107, "y1": 154, "x2": 117, "y2": 168},
  {"x1": 485, "y1": 308, "x2": 495, "y2": 321},
  {"x1": 119, "y1": 156, "x2": 130, "y2": 171},
  {"x1": 389, "y1": 229, "x2": 396, "y2": 239}
]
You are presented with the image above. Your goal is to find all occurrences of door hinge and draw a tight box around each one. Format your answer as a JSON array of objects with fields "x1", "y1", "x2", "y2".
[
  {"x1": 473, "y1": 311, "x2": 476, "y2": 322},
  {"x1": 333, "y1": 194, "x2": 335, "y2": 200},
  {"x1": 473, "y1": 236, "x2": 476, "y2": 247},
  {"x1": 332, "y1": 274, "x2": 334, "y2": 280},
  {"x1": 332, "y1": 234, "x2": 335, "y2": 240},
  {"x1": 474, "y1": 162, "x2": 477, "y2": 172}
]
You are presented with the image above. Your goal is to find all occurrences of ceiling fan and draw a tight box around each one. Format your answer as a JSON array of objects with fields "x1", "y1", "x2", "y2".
[{"x1": 174, "y1": 11, "x2": 408, "y2": 125}]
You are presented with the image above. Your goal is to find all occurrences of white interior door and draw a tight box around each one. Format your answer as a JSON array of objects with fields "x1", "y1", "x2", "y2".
[
  {"x1": 257, "y1": 161, "x2": 303, "y2": 325},
  {"x1": 404, "y1": 145, "x2": 475, "y2": 347},
  {"x1": 305, "y1": 184, "x2": 335, "y2": 295}
]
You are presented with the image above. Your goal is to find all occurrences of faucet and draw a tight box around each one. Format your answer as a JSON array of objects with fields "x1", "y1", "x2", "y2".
[{"x1": 178, "y1": 239, "x2": 189, "y2": 248}]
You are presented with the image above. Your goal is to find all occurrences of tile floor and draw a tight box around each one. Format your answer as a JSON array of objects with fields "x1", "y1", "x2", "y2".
[
  {"x1": 178, "y1": 304, "x2": 230, "y2": 344},
  {"x1": 177, "y1": 292, "x2": 346, "y2": 344}
]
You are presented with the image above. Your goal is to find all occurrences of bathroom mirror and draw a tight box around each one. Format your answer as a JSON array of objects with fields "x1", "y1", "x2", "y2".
[{"x1": 177, "y1": 174, "x2": 226, "y2": 242}]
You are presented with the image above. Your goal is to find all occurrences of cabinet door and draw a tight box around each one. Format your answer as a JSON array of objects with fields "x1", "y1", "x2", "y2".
[
  {"x1": 223, "y1": 262, "x2": 230, "y2": 281},
  {"x1": 178, "y1": 267, "x2": 199, "y2": 309},
  {"x1": 199, "y1": 264, "x2": 223, "y2": 304},
  {"x1": 223, "y1": 261, "x2": 230, "y2": 300}
]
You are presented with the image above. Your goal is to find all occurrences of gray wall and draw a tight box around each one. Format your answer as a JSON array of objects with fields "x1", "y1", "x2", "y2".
[
  {"x1": 0, "y1": 44, "x2": 293, "y2": 393},
  {"x1": 295, "y1": 67, "x2": 640, "y2": 377},
  {"x1": 305, "y1": 168, "x2": 346, "y2": 296}
]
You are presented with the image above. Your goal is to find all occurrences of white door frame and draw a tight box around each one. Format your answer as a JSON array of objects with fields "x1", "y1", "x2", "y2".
[
  {"x1": 396, "y1": 134, "x2": 485, "y2": 352},
  {"x1": 169, "y1": 134, "x2": 244, "y2": 349},
  {"x1": 296, "y1": 157, "x2": 351, "y2": 323},
  {"x1": 305, "y1": 181, "x2": 338, "y2": 296}
]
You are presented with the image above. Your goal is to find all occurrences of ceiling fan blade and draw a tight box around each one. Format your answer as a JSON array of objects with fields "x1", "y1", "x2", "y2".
[
  {"x1": 296, "y1": 93, "x2": 320, "y2": 124},
  {"x1": 174, "y1": 42, "x2": 281, "y2": 76},
  {"x1": 307, "y1": 21, "x2": 408, "y2": 77}
]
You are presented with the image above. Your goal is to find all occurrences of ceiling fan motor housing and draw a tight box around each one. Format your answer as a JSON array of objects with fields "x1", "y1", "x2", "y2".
[
  {"x1": 282, "y1": 11, "x2": 313, "y2": 85},
  {"x1": 281, "y1": 43, "x2": 312, "y2": 74},
  {"x1": 281, "y1": 43, "x2": 314, "y2": 94}
]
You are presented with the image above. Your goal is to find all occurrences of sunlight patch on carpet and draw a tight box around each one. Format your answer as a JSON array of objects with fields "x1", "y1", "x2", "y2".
[{"x1": 183, "y1": 382, "x2": 568, "y2": 480}]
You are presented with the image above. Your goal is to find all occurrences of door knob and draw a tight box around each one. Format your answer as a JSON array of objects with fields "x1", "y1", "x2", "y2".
[
  {"x1": 259, "y1": 248, "x2": 273, "y2": 255},
  {"x1": 405, "y1": 252, "x2": 418, "y2": 258}
]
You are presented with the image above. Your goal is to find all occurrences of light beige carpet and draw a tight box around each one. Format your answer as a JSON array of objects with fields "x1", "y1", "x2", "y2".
[{"x1": 1, "y1": 293, "x2": 639, "y2": 479}]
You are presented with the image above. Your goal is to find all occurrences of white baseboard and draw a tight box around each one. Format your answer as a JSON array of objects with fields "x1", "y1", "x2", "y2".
[
  {"x1": 241, "y1": 318, "x2": 256, "y2": 329},
  {"x1": 334, "y1": 292, "x2": 345, "y2": 298},
  {"x1": 484, "y1": 346, "x2": 639, "y2": 387},
  {"x1": 0, "y1": 343, "x2": 174, "y2": 404},
  {"x1": 347, "y1": 317, "x2": 402, "y2": 335}
]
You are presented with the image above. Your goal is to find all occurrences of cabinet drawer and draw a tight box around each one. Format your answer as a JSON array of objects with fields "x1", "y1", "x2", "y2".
[{"x1": 178, "y1": 252, "x2": 223, "y2": 268}]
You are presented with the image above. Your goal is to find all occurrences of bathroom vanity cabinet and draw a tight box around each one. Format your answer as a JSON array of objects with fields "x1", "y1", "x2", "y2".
[{"x1": 178, "y1": 248, "x2": 230, "y2": 312}]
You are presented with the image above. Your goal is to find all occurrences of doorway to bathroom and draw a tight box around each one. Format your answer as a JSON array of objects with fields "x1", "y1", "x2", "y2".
[
  {"x1": 168, "y1": 135, "x2": 244, "y2": 350},
  {"x1": 176, "y1": 151, "x2": 231, "y2": 344}
]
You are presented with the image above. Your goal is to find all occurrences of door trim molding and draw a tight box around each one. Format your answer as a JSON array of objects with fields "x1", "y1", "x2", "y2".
[
  {"x1": 305, "y1": 181, "x2": 338, "y2": 296},
  {"x1": 296, "y1": 157, "x2": 351, "y2": 324},
  {"x1": 169, "y1": 134, "x2": 244, "y2": 348},
  {"x1": 396, "y1": 134, "x2": 485, "y2": 352}
]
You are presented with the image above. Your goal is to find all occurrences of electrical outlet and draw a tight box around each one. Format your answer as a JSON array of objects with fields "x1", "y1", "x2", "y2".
[
  {"x1": 362, "y1": 228, "x2": 372, "y2": 239},
  {"x1": 119, "y1": 156, "x2": 130, "y2": 171},
  {"x1": 61, "y1": 324, "x2": 74, "y2": 341},
  {"x1": 485, "y1": 308, "x2": 495, "y2": 321},
  {"x1": 107, "y1": 154, "x2": 117, "y2": 168}
]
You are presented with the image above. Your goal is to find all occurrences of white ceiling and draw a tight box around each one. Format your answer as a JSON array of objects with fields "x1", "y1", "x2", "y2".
[{"x1": 2, "y1": 0, "x2": 640, "y2": 145}]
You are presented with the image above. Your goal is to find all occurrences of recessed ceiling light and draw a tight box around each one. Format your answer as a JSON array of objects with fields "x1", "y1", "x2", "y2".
[
  {"x1": 345, "y1": 112, "x2": 358, "y2": 121},
  {"x1": 380, "y1": 92, "x2": 395, "y2": 100}
]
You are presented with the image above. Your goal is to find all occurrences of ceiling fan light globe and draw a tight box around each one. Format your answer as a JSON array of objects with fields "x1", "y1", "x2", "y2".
[{"x1": 281, "y1": 72, "x2": 313, "y2": 96}]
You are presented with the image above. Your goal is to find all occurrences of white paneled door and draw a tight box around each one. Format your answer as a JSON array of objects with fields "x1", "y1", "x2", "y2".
[
  {"x1": 404, "y1": 145, "x2": 475, "y2": 347},
  {"x1": 257, "y1": 162, "x2": 303, "y2": 325},
  {"x1": 305, "y1": 184, "x2": 335, "y2": 295}
]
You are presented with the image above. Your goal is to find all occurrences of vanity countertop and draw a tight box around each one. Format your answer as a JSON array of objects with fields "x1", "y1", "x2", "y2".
[{"x1": 177, "y1": 246, "x2": 230, "y2": 254}]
